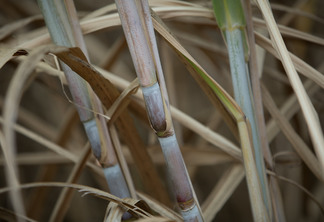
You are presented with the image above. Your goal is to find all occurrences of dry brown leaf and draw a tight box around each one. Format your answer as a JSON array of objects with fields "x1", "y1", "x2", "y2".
[
  {"x1": 137, "y1": 192, "x2": 183, "y2": 222},
  {"x1": 21, "y1": 53, "x2": 237, "y2": 177},
  {"x1": 104, "y1": 202, "x2": 124, "y2": 222},
  {"x1": 0, "y1": 182, "x2": 151, "y2": 218},
  {"x1": 93, "y1": 66, "x2": 242, "y2": 161},
  {"x1": 54, "y1": 47, "x2": 171, "y2": 205},
  {"x1": 123, "y1": 198, "x2": 153, "y2": 218}
]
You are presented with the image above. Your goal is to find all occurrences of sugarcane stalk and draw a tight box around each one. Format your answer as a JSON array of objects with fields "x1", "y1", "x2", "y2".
[
  {"x1": 65, "y1": 0, "x2": 133, "y2": 201},
  {"x1": 37, "y1": 0, "x2": 131, "y2": 209},
  {"x1": 243, "y1": 1, "x2": 286, "y2": 220},
  {"x1": 183, "y1": 54, "x2": 269, "y2": 221},
  {"x1": 114, "y1": 0, "x2": 203, "y2": 221},
  {"x1": 212, "y1": 0, "x2": 272, "y2": 219}
]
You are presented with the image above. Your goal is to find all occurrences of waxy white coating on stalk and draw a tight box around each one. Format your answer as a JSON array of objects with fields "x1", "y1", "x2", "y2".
[
  {"x1": 38, "y1": 0, "x2": 75, "y2": 47},
  {"x1": 158, "y1": 135, "x2": 199, "y2": 220},
  {"x1": 38, "y1": 0, "x2": 118, "y2": 164},
  {"x1": 182, "y1": 205, "x2": 203, "y2": 222},
  {"x1": 142, "y1": 83, "x2": 166, "y2": 132},
  {"x1": 225, "y1": 29, "x2": 271, "y2": 220},
  {"x1": 139, "y1": 0, "x2": 171, "y2": 110},
  {"x1": 38, "y1": 0, "x2": 130, "y2": 209},
  {"x1": 104, "y1": 164, "x2": 131, "y2": 199},
  {"x1": 62, "y1": 0, "x2": 118, "y2": 167},
  {"x1": 115, "y1": 1, "x2": 203, "y2": 220},
  {"x1": 104, "y1": 164, "x2": 132, "y2": 219},
  {"x1": 83, "y1": 119, "x2": 101, "y2": 159}
]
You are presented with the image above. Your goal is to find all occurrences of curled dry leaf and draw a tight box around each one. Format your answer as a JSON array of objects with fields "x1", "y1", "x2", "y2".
[
  {"x1": 1, "y1": 1, "x2": 324, "y2": 221},
  {"x1": 0, "y1": 182, "x2": 156, "y2": 219}
]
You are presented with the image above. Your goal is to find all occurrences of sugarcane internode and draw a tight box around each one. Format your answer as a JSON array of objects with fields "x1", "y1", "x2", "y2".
[
  {"x1": 142, "y1": 82, "x2": 167, "y2": 132},
  {"x1": 37, "y1": 2, "x2": 132, "y2": 219},
  {"x1": 83, "y1": 119, "x2": 101, "y2": 158},
  {"x1": 115, "y1": 0, "x2": 204, "y2": 220}
]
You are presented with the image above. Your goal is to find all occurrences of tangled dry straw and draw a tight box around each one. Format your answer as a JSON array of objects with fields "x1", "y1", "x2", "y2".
[{"x1": 0, "y1": 0, "x2": 324, "y2": 221}]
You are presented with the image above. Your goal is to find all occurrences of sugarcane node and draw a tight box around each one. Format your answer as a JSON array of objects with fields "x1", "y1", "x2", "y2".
[
  {"x1": 177, "y1": 198, "x2": 195, "y2": 211},
  {"x1": 149, "y1": 116, "x2": 166, "y2": 131},
  {"x1": 100, "y1": 156, "x2": 116, "y2": 168},
  {"x1": 236, "y1": 113, "x2": 247, "y2": 123},
  {"x1": 157, "y1": 127, "x2": 174, "y2": 137}
]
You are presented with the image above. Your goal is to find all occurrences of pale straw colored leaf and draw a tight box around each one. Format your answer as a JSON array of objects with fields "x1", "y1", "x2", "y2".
[
  {"x1": 0, "y1": 152, "x2": 69, "y2": 166},
  {"x1": 54, "y1": 47, "x2": 170, "y2": 204},
  {"x1": 0, "y1": 182, "x2": 151, "y2": 218},
  {"x1": 137, "y1": 192, "x2": 182, "y2": 222},
  {"x1": 253, "y1": 18, "x2": 324, "y2": 46},
  {"x1": 49, "y1": 144, "x2": 92, "y2": 222},
  {"x1": 2, "y1": 44, "x2": 67, "y2": 220},
  {"x1": 261, "y1": 84, "x2": 323, "y2": 180},
  {"x1": 17, "y1": 50, "x2": 242, "y2": 163},
  {"x1": 0, "y1": 47, "x2": 28, "y2": 70},
  {"x1": 0, "y1": 116, "x2": 102, "y2": 175},
  {"x1": 254, "y1": 0, "x2": 324, "y2": 175},
  {"x1": 128, "y1": 145, "x2": 235, "y2": 166},
  {"x1": 94, "y1": 66, "x2": 242, "y2": 160},
  {"x1": 269, "y1": 2, "x2": 324, "y2": 25},
  {"x1": 255, "y1": 32, "x2": 324, "y2": 89},
  {"x1": 106, "y1": 79, "x2": 139, "y2": 124},
  {"x1": 104, "y1": 202, "x2": 124, "y2": 222}
]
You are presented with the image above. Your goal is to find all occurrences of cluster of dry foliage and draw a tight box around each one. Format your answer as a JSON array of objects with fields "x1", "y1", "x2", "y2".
[{"x1": 0, "y1": 0, "x2": 324, "y2": 221}]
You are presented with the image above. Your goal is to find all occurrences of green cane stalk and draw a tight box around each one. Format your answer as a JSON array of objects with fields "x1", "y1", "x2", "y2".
[
  {"x1": 212, "y1": 0, "x2": 272, "y2": 220},
  {"x1": 114, "y1": 0, "x2": 203, "y2": 221},
  {"x1": 148, "y1": 8, "x2": 270, "y2": 220},
  {"x1": 243, "y1": 1, "x2": 285, "y2": 220},
  {"x1": 37, "y1": 0, "x2": 132, "y2": 213}
]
